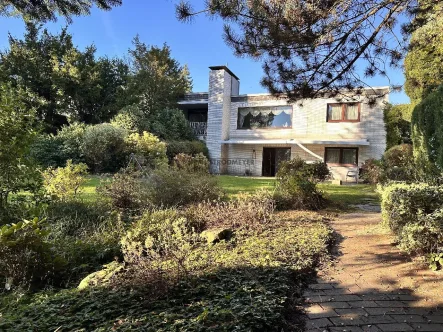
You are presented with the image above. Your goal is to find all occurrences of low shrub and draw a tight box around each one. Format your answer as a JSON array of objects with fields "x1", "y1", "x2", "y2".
[
  {"x1": 379, "y1": 182, "x2": 443, "y2": 258},
  {"x1": 359, "y1": 159, "x2": 385, "y2": 184},
  {"x1": 0, "y1": 218, "x2": 59, "y2": 290},
  {"x1": 29, "y1": 135, "x2": 66, "y2": 168},
  {"x1": 147, "y1": 167, "x2": 222, "y2": 207},
  {"x1": 97, "y1": 172, "x2": 151, "y2": 213},
  {"x1": 274, "y1": 157, "x2": 329, "y2": 210},
  {"x1": 82, "y1": 123, "x2": 128, "y2": 173},
  {"x1": 43, "y1": 160, "x2": 88, "y2": 202},
  {"x1": 173, "y1": 153, "x2": 209, "y2": 173},
  {"x1": 166, "y1": 140, "x2": 209, "y2": 161},
  {"x1": 183, "y1": 189, "x2": 275, "y2": 232}
]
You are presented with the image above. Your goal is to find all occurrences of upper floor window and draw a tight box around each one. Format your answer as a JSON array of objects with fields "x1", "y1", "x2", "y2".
[
  {"x1": 327, "y1": 103, "x2": 360, "y2": 122},
  {"x1": 238, "y1": 106, "x2": 292, "y2": 129}
]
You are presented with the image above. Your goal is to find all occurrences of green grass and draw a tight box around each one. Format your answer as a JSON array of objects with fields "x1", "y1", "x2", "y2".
[
  {"x1": 216, "y1": 175, "x2": 276, "y2": 196},
  {"x1": 80, "y1": 174, "x2": 378, "y2": 206}
]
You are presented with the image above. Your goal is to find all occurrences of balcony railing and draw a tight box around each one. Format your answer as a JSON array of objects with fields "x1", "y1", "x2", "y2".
[{"x1": 189, "y1": 121, "x2": 207, "y2": 137}]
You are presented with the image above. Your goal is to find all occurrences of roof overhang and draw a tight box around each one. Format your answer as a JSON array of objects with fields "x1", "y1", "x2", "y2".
[{"x1": 221, "y1": 139, "x2": 370, "y2": 146}]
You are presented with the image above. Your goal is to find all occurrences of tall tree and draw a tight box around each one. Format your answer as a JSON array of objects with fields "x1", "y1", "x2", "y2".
[
  {"x1": 0, "y1": 83, "x2": 40, "y2": 209},
  {"x1": 0, "y1": 24, "x2": 129, "y2": 132},
  {"x1": 115, "y1": 37, "x2": 195, "y2": 140},
  {"x1": 404, "y1": 4, "x2": 443, "y2": 103},
  {"x1": 0, "y1": 0, "x2": 121, "y2": 22},
  {"x1": 177, "y1": 0, "x2": 440, "y2": 100}
]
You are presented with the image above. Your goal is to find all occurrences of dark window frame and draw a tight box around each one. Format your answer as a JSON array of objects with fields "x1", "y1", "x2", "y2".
[
  {"x1": 237, "y1": 106, "x2": 293, "y2": 130},
  {"x1": 324, "y1": 147, "x2": 359, "y2": 166},
  {"x1": 326, "y1": 103, "x2": 361, "y2": 123}
]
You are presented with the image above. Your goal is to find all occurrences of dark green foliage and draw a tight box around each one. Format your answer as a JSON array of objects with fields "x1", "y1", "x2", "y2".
[
  {"x1": 274, "y1": 157, "x2": 330, "y2": 210},
  {"x1": 1, "y1": 0, "x2": 121, "y2": 22},
  {"x1": 166, "y1": 140, "x2": 209, "y2": 161},
  {"x1": 383, "y1": 103, "x2": 413, "y2": 150},
  {"x1": 30, "y1": 123, "x2": 87, "y2": 168},
  {"x1": 0, "y1": 83, "x2": 40, "y2": 211},
  {"x1": 380, "y1": 183, "x2": 443, "y2": 257},
  {"x1": 404, "y1": 6, "x2": 443, "y2": 103},
  {"x1": 411, "y1": 85, "x2": 443, "y2": 171},
  {"x1": 0, "y1": 24, "x2": 129, "y2": 132},
  {"x1": 82, "y1": 124, "x2": 128, "y2": 173}
]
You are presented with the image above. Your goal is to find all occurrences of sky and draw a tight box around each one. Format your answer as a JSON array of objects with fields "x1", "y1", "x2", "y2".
[{"x1": 0, "y1": 0, "x2": 409, "y2": 104}]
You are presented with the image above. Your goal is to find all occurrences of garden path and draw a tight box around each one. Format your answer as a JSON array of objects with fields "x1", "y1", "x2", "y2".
[{"x1": 303, "y1": 210, "x2": 443, "y2": 332}]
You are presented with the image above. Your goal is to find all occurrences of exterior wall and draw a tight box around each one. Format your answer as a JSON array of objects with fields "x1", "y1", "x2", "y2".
[
  {"x1": 204, "y1": 66, "x2": 387, "y2": 181},
  {"x1": 207, "y1": 69, "x2": 232, "y2": 160}
]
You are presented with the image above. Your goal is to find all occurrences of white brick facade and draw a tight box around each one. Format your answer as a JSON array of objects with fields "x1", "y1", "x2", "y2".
[{"x1": 184, "y1": 66, "x2": 387, "y2": 181}]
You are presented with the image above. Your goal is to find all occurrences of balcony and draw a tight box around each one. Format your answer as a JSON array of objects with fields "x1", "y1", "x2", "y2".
[{"x1": 189, "y1": 121, "x2": 207, "y2": 138}]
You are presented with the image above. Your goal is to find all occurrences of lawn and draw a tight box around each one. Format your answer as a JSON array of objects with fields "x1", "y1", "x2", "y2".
[{"x1": 81, "y1": 175, "x2": 378, "y2": 206}]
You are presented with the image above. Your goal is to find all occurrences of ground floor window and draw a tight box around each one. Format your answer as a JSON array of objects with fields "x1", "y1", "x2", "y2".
[
  {"x1": 324, "y1": 147, "x2": 358, "y2": 166},
  {"x1": 262, "y1": 147, "x2": 291, "y2": 176}
]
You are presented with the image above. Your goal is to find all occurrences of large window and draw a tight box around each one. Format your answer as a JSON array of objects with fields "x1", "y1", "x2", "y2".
[
  {"x1": 327, "y1": 103, "x2": 360, "y2": 122},
  {"x1": 238, "y1": 106, "x2": 292, "y2": 129},
  {"x1": 325, "y1": 147, "x2": 358, "y2": 165}
]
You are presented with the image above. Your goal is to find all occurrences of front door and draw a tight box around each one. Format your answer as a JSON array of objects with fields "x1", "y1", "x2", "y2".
[{"x1": 262, "y1": 148, "x2": 291, "y2": 176}]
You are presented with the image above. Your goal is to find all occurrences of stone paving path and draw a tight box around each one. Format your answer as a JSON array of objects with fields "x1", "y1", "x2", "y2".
[{"x1": 303, "y1": 211, "x2": 443, "y2": 332}]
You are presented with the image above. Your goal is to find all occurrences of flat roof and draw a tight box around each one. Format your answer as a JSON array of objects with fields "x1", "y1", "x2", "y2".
[
  {"x1": 222, "y1": 139, "x2": 370, "y2": 146},
  {"x1": 209, "y1": 66, "x2": 240, "y2": 80}
]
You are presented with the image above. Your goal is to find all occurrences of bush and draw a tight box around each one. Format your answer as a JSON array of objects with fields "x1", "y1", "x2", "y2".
[
  {"x1": 125, "y1": 131, "x2": 167, "y2": 169},
  {"x1": 274, "y1": 157, "x2": 329, "y2": 210},
  {"x1": 166, "y1": 140, "x2": 209, "y2": 161},
  {"x1": 147, "y1": 167, "x2": 222, "y2": 207},
  {"x1": 82, "y1": 123, "x2": 128, "y2": 173},
  {"x1": 383, "y1": 103, "x2": 413, "y2": 150},
  {"x1": 359, "y1": 159, "x2": 385, "y2": 184},
  {"x1": 379, "y1": 183, "x2": 443, "y2": 256},
  {"x1": 43, "y1": 160, "x2": 88, "y2": 202},
  {"x1": 0, "y1": 218, "x2": 58, "y2": 290},
  {"x1": 411, "y1": 85, "x2": 443, "y2": 171},
  {"x1": 30, "y1": 124, "x2": 87, "y2": 168},
  {"x1": 97, "y1": 172, "x2": 151, "y2": 212},
  {"x1": 173, "y1": 153, "x2": 209, "y2": 173},
  {"x1": 183, "y1": 189, "x2": 275, "y2": 232},
  {"x1": 383, "y1": 144, "x2": 413, "y2": 168}
]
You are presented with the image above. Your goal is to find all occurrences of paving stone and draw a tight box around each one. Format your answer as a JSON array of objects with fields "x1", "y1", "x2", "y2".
[
  {"x1": 303, "y1": 289, "x2": 326, "y2": 296},
  {"x1": 360, "y1": 315, "x2": 396, "y2": 324},
  {"x1": 306, "y1": 317, "x2": 333, "y2": 328},
  {"x1": 335, "y1": 308, "x2": 368, "y2": 317},
  {"x1": 309, "y1": 283, "x2": 334, "y2": 290},
  {"x1": 330, "y1": 316, "x2": 366, "y2": 326},
  {"x1": 361, "y1": 325, "x2": 383, "y2": 331},
  {"x1": 387, "y1": 294, "x2": 415, "y2": 301},
  {"x1": 329, "y1": 326, "x2": 364, "y2": 332},
  {"x1": 306, "y1": 304, "x2": 339, "y2": 319},
  {"x1": 409, "y1": 323, "x2": 443, "y2": 331},
  {"x1": 348, "y1": 301, "x2": 379, "y2": 308},
  {"x1": 306, "y1": 294, "x2": 330, "y2": 303},
  {"x1": 374, "y1": 300, "x2": 407, "y2": 308},
  {"x1": 364, "y1": 307, "x2": 408, "y2": 315},
  {"x1": 376, "y1": 323, "x2": 414, "y2": 331},
  {"x1": 321, "y1": 302, "x2": 352, "y2": 309},
  {"x1": 391, "y1": 315, "x2": 428, "y2": 323},
  {"x1": 359, "y1": 294, "x2": 391, "y2": 301},
  {"x1": 323, "y1": 288, "x2": 352, "y2": 295},
  {"x1": 425, "y1": 315, "x2": 443, "y2": 323},
  {"x1": 329, "y1": 295, "x2": 364, "y2": 302}
]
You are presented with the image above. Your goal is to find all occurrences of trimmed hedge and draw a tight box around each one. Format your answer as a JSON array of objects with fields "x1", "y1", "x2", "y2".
[{"x1": 380, "y1": 183, "x2": 443, "y2": 255}]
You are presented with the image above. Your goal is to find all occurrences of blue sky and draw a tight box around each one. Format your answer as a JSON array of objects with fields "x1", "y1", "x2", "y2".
[{"x1": 0, "y1": 1, "x2": 409, "y2": 104}]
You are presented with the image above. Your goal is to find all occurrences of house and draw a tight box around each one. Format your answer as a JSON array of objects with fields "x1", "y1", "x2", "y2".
[{"x1": 178, "y1": 66, "x2": 388, "y2": 181}]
